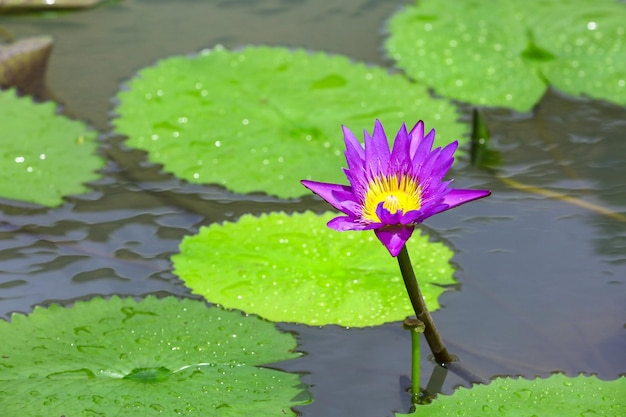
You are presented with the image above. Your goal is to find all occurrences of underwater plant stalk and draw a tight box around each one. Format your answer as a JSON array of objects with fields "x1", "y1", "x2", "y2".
[
  {"x1": 403, "y1": 317, "x2": 425, "y2": 404},
  {"x1": 397, "y1": 245, "x2": 453, "y2": 364},
  {"x1": 411, "y1": 328, "x2": 420, "y2": 402}
]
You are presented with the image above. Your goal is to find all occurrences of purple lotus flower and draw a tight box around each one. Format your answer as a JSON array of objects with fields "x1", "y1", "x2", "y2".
[{"x1": 301, "y1": 120, "x2": 490, "y2": 257}]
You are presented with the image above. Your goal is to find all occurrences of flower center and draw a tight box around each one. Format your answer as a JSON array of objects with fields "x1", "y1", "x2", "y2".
[{"x1": 362, "y1": 174, "x2": 422, "y2": 222}]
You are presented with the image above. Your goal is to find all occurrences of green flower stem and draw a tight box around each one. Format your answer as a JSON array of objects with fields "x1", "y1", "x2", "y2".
[
  {"x1": 411, "y1": 327, "x2": 421, "y2": 403},
  {"x1": 397, "y1": 245, "x2": 454, "y2": 364},
  {"x1": 403, "y1": 317, "x2": 425, "y2": 404}
]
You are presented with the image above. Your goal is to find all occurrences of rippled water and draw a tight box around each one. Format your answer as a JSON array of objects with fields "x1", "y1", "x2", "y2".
[{"x1": 1, "y1": 1, "x2": 625, "y2": 416}]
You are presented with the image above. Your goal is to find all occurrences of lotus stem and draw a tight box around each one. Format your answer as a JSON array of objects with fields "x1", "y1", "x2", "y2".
[
  {"x1": 403, "y1": 317, "x2": 425, "y2": 404},
  {"x1": 397, "y1": 245, "x2": 454, "y2": 364}
]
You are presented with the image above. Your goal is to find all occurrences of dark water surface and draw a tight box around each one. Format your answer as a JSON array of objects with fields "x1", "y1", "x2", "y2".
[{"x1": 1, "y1": 1, "x2": 625, "y2": 416}]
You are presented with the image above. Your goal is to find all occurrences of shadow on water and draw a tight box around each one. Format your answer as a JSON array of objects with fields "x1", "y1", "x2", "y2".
[{"x1": 1, "y1": 1, "x2": 625, "y2": 416}]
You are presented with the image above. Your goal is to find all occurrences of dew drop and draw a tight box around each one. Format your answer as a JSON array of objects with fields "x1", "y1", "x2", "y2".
[{"x1": 150, "y1": 403, "x2": 166, "y2": 412}]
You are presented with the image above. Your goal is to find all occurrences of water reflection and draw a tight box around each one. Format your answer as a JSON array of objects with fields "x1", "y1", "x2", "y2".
[{"x1": 1, "y1": 1, "x2": 625, "y2": 417}]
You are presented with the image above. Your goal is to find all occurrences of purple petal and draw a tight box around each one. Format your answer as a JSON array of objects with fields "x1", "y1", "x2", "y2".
[
  {"x1": 399, "y1": 209, "x2": 423, "y2": 225},
  {"x1": 342, "y1": 168, "x2": 365, "y2": 198},
  {"x1": 343, "y1": 126, "x2": 366, "y2": 185},
  {"x1": 365, "y1": 120, "x2": 391, "y2": 176},
  {"x1": 409, "y1": 121, "x2": 435, "y2": 161},
  {"x1": 342, "y1": 125, "x2": 364, "y2": 158},
  {"x1": 390, "y1": 124, "x2": 411, "y2": 169},
  {"x1": 417, "y1": 203, "x2": 453, "y2": 221},
  {"x1": 375, "y1": 202, "x2": 402, "y2": 225},
  {"x1": 442, "y1": 188, "x2": 491, "y2": 209},
  {"x1": 330, "y1": 189, "x2": 362, "y2": 216},
  {"x1": 419, "y1": 145, "x2": 443, "y2": 177},
  {"x1": 434, "y1": 141, "x2": 458, "y2": 172},
  {"x1": 301, "y1": 180, "x2": 355, "y2": 213},
  {"x1": 374, "y1": 225, "x2": 415, "y2": 257},
  {"x1": 328, "y1": 216, "x2": 371, "y2": 231}
]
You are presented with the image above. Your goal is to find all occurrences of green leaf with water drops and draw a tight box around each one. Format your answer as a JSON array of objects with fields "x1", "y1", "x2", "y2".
[
  {"x1": 172, "y1": 211, "x2": 456, "y2": 327},
  {"x1": 113, "y1": 45, "x2": 467, "y2": 198},
  {"x1": 385, "y1": 0, "x2": 626, "y2": 111},
  {"x1": 397, "y1": 373, "x2": 626, "y2": 417},
  {"x1": 0, "y1": 296, "x2": 311, "y2": 417},
  {"x1": 0, "y1": 89, "x2": 103, "y2": 207}
]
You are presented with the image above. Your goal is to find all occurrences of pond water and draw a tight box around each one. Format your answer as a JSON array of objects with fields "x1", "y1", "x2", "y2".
[{"x1": 1, "y1": 1, "x2": 625, "y2": 416}]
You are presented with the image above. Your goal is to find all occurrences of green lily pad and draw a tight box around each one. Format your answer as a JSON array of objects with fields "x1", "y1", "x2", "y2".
[
  {"x1": 172, "y1": 211, "x2": 456, "y2": 327},
  {"x1": 0, "y1": 89, "x2": 103, "y2": 207},
  {"x1": 397, "y1": 374, "x2": 626, "y2": 416},
  {"x1": 385, "y1": 0, "x2": 626, "y2": 111},
  {"x1": 0, "y1": 296, "x2": 310, "y2": 416},
  {"x1": 113, "y1": 45, "x2": 467, "y2": 198}
]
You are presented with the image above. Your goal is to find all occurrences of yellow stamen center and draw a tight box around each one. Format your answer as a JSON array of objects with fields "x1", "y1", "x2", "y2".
[{"x1": 362, "y1": 174, "x2": 422, "y2": 222}]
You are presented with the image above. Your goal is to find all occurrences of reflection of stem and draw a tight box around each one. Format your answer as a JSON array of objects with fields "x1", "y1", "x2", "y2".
[
  {"x1": 403, "y1": 317, "x2": 425, "y2": 404},
  {"x1": 424, "y1": 363, "x2": 448, "y2": 400},
  {"x1": 499, "y1": 176, "x2": 626, "y2": 222},
  {"x1": 397, "y1": 246, "x2": 454, "y2": 364}
]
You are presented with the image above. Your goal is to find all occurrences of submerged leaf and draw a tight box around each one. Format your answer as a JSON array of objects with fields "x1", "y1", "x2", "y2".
[
  {"x1": 0, "y1": 89, "x2": 103, "y2": 207},
  {"x1": 0, "y1": 90, "x2": 104, "y2": 206},
  {"x1": 385, "y1": 0, "x2": 626, "y2": 111},
  {"x1": 172, "y1": 211, "x2": 456, "y2": 327},
  {"x1": 113, "y1": 45, "x2": 467, "y2": 198},
  {"x1": 0, "y1": 296, "x2": 310, "y2": 416},
  {"x1": 397, "y1": 374, "x2": 626, "y2": 416}
]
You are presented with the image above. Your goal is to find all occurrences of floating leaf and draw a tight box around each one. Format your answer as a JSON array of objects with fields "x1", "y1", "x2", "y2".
[
  {"x1": 385, "y1": 0, "x2": 626, "y2": 111},
  {"x1": 113, "y1": 45, "x2": 467, "y2": 198},
  {"x1": 0, "y1": 89, "x2": 103, "y2": 207},
  {"x1": 172, "y1": 211, "x2": 456, "y2": 327},
  {"x1": 397, "y1": 374, "x2": 626, "y2": 416},
  {"x1": 0, "y1": 36, "x2": 52, "y2": 97},
  {"x1": 0, "y1": 296, "x2": 310, "y2": 416}
]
